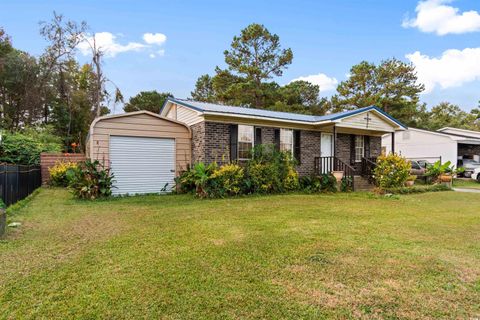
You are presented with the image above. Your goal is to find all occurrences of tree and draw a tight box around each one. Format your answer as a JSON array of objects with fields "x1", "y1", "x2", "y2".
[
  {"x1": 123, "y1": 91, "x2": 173, "y2": 113},
  {"x1": 191, "y1": 23, "x2": 294, "y2": 109},
  {"x1": 421, "y1": 102, "x2": 477, "y2": 131},
  {"x1": 191, "y1": 74, "x2": 215, "y2": 102},
  {"x1": 332, "y1": 58, "x2": 425, "y2": 126}
]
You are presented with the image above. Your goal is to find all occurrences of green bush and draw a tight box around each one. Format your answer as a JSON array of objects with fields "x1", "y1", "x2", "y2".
[
  {"x1": 0, "y1": 199, "x2": 5, "y2": 209},
  {"x1": 68, "y1": 160, "x2": 115, "y2": 200},
  {"x1": 245, "y1": 145, "x2": 299, "y2": 194},
  {"x1": 299, "y1": 174, "x2": 337, "y2": 193},
  {"x1": 374, "y1": 153, "x2": 411, "y2": 188},
  {"x1": 0, "y1": 126, "x2": 62, "y2": 165}
]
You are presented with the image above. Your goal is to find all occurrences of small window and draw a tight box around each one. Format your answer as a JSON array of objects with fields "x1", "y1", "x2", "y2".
[
  {"x1": 238, "y1": 125, "x2": 254, "y2": 160},
  {"x1": 280, "y1": 129, "x2": 294, "y2": 154},
  {"x1": 354, "y1": 135, "x2": 364, "y2": 162}
]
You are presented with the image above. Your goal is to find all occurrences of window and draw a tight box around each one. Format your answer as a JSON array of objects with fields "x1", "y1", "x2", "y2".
[
  {"x1": 238, "y1": 125, "x2": 254, "y2": 160},
  {"x1": 280, "y1": 129, "x2": 294, "y2": 154},
  {"x1": 354, "y1": 135, "x2": 364, "y2": 162}
]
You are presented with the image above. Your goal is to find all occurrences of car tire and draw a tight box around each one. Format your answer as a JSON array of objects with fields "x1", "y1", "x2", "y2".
[
  {"x1": 465, "y1": 172, "x2": 472, "y2": 178},
  {"x1": 477, "y1": 175, "x2": 480, "y2": 183}
]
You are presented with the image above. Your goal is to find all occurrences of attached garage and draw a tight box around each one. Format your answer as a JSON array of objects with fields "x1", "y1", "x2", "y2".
[{"x1": 87, "y1": 111, "x2": 191, "y2": 195}]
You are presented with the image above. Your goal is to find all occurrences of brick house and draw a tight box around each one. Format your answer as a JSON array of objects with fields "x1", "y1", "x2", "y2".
[{"x1": 160, "y1": 98, "x2": 406, "y2": 190}]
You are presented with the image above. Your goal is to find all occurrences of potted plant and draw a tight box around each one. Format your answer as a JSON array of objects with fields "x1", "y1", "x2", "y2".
[
  {"x1": 405, "y1": 175, "x2": 417, "y2": 186},
  {"x1": 331, "y1": 171, "x2": 344, "y2": 182}
]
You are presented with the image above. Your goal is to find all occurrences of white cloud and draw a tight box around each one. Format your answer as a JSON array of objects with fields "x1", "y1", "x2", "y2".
[
  {"x1": 403, "y1": 0, "x2": 480, "y2": 35},
  {"x1": 406, "y1": 47, "x2": 480, "y2": 93},
  {"x1": 78, "y1": 32, "x2": 147, "y2": 58},
  {"x1": 78, "y1": 31, "x2": 167, "y2": 58},
  {"x1": 290, "y1": 73, "x2": 338, "y2": 91},
  {"x1": 143, "y1": 32, "x2": 167, "y2": 45}
]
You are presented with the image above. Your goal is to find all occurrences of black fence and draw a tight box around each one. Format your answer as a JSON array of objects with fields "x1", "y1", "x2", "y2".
[{"x1": 0, "y1": 163, "x2": 41, "y2": 207}]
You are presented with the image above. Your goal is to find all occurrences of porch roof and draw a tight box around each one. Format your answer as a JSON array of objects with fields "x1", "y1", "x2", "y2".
[{"x1": 161, "y1": 98, "x2": 407, "y2": 131}]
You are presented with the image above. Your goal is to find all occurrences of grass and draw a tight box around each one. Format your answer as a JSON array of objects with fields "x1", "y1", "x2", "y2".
[
  {"x1": 1, "y1": 188, "x2": 480, "y2": 319},
  {"x1": 454, "y1": 178, "x2": 480, "y2": 190}
]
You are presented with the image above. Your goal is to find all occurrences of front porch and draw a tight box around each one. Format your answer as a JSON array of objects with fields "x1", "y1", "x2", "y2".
[{"x1": 310, "y1": 109, "x2": 402, "y2": 191}]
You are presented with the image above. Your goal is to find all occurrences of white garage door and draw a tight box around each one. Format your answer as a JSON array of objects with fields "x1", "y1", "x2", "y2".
[{"x1": 110, "y1": 136, "x2": 175, "y2": 195}]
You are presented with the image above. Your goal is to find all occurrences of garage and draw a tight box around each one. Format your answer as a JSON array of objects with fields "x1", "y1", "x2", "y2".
[{"x1": 86, "y1": 111, "x2": 191, "y2": 195}]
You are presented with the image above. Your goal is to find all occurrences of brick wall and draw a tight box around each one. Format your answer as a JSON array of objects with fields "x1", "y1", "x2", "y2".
[
  {"x1": 191, "y1": 121, "x2": 381, "y2": 176},
  {"x1": 190, "y1": 122, "x2": 205, "y2": 163},
  {"x1": 297, "y1": 131, "x2": 321, "y2": 175},
  {"x1": 40, "y1": 153, "x2": 86, "y2": 184},
  {"x1": 204, "y1": 122, "x2": 230, "y2": 164},
  {"x1": 458, "y1": 143, "x2": 480, "y2": 157}
]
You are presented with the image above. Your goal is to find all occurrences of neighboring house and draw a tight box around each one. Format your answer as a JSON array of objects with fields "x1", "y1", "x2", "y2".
[
  {"x1": 382, "y1": 127, "x2": 480, "y2": 168},
  {"x1": 160, "y1": 98, "x2": 406, "y2": 190}
]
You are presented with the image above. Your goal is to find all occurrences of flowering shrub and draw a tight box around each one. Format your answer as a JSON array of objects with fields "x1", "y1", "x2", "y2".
[
  {"x1": 207, "y1": 164, "x2": 244, "y2": 197},
  {"x1": 49, "y1": 161, "x2": 78, "y2": 187},
  {"x1": 68, "y1": 160, "x2": 115, "y2": 200},
  {"x1": 374, "y1": 153, "x2": 411, "y2": 188}
]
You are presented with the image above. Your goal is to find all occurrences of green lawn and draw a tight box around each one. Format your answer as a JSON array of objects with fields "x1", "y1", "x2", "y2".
[
  {"x1": 454, "y1": 178, "x2": 480, "y2": 190},
  {"x1": 1, "y1": 188, "x2": 480, "y2": 319}
]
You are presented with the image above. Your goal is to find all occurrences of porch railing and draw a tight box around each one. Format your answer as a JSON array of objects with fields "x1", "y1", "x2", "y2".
[
  {"x1": 314, "y1": 156, "x2": 356, "y2": 191},
  {"x1": 361, "y1": 157, "x2": 377, "y2": 185}
]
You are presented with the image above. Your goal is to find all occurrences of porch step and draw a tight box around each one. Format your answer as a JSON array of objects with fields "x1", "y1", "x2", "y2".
[{"x1": 353, "y1": 175, "x2": 375, "y2": 191}]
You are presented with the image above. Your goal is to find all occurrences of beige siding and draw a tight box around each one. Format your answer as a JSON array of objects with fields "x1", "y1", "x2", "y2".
[
  {"x1": 89, "y1": 112, "x2": 191, "y2": 175},
  {"x1": 166, "y1": 104, "x2": 177, "y2": 120},
  {"x1": 336, "y1": 111, "x2": 394, "y2": 132},
  {"x1": 175, "y1": 104, "x2": 203, "y2": 125}
]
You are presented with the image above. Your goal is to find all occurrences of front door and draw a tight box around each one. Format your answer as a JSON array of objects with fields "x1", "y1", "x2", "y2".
[{"x1": 320, "y1": 133, "x2": 333, "y2": 173}]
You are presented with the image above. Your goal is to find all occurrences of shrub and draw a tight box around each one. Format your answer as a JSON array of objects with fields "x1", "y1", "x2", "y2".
[
  {"x1": 300, "y1": 174, "x2": 337, "y2": 193},
  {"x1": 68, "y1": 160, "x2": 114, "y2": 200},
  {"x1": 0, "y1": 126, "x2": 62, "y2": 165},
  {"x1": 374, "y1": 153, "x2": 411, "y2": 189},
  {"x1": 207, "y1": 163, "x2": 244, "y2": 197},
  {"x1": 49, "y1": 161, "x2": 78, "y2": 187},
  {"x1": 245, "y1": 145, "x2": 299, "y2": 194}
]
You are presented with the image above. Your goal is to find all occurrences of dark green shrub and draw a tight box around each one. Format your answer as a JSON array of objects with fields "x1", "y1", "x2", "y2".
[
  {"x1": 0, "y1": 126, "x2": 62, "y2": 165},
  {"x1": 300, "y1": 174, "x2": 337, "y2": 193},
  {"x1": 68, "y1": 160, "x2": 115, "y2": 200},
  {"x1": 245, "y1": 145, "x2": 299, "y2": 193}
]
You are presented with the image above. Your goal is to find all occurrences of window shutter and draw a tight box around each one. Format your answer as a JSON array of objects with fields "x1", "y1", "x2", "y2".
[
  {"x1": 255, "y1": 127, "x2": 262, "y2": 146},
  {"x1": 294, "y1": 130, "x2": 301, "y2": 164},
  {"x1": 350, "y1": 134, "x2": 356, "y2": 165},
  {"x1": 274, "y1": 129, "x2": 280, "y2": 151},
  {"x1": 364, "y1": 135, "x2": 370, "y2": 158},
  {"x1": 230, "y1": 124, "x2": 238, "y2": 162}
]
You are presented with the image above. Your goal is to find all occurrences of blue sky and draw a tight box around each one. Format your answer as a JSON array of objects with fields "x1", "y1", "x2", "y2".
[{"x1": 2, "y1": 0, "x2": 480, "y2": 113}]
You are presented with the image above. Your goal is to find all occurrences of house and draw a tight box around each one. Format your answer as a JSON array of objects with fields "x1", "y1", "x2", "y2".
[
  {"x1": 88, "y1": 98, "x2": 406, "y2": 194},
  {"x1": 381, "y1": 127, "x2": 480, "y2": 168}
]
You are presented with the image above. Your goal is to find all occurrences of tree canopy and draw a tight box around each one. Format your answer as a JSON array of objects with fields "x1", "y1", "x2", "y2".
[{"x1": 123, "y1": 91, "x2": 173, "y2": 113}]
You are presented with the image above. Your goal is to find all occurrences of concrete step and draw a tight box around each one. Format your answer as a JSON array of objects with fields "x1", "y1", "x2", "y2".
[{"x1": 353, "y1": 175, "x2": 375, "y2": 191}]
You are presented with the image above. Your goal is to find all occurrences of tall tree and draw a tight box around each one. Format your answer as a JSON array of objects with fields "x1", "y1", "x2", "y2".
[
  {"x1": 223, "y1": 23, "x2": 293, "y2": 108},
  {"x1": 123, "y1": 91, "x2": 173, "y2": 113},
  {"x1": 332, "y1": 58, "x2": 425, "y2": 126},
  {"x1": 191, "y1": 23, "x2": 294, "y2": 109},
  {"x1": 191, "y1": 74, "x2": 215, "y2": 102}
]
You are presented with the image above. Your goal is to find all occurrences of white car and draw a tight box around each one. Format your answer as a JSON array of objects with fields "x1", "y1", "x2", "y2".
[{"x1": 472, "y1": 167, "x2": 480, "y2": 182}]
